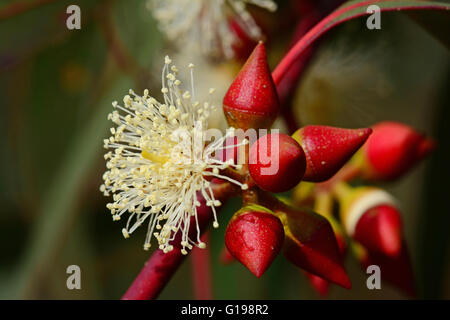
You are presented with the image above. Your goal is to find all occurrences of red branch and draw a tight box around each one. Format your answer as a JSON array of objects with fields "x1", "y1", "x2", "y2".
[
  {"x1": 191, "y1": 232, "x2": 213, "y2": 300},
  {"x1": 277, "y1": 10, "x2": 321, "y2": 133},
  {"x1": 272, "y1": 0, "x2": 448, "y2": 85},
  {"x1": 276, "y1": 0, "x2": 345, "y2": 133},
  {"x1": 122, "y1": 242, "x2": 186, "y2": 300}
]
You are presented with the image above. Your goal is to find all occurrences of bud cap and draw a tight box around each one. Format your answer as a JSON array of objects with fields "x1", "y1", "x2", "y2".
[
  {"x1": 354, "y1": 204, "x2": 402, "y2": 257},
  {"x1": 358, "y1": 121, "x2": 435, "y2": 181},
  {"x1": 292, "y1": 126, "x2": 372, "y2": 182},
  {"x1": 223, "y1": 42, "x2": 279, "y2": 130},
  {"x1": 225, "y1": 208, "x2": 284, "y2": 277}
]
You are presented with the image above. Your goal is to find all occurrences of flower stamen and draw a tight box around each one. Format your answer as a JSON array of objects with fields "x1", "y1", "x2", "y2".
[{"x1": 101, "y1": 57, "x2": 246, "y2": 253}]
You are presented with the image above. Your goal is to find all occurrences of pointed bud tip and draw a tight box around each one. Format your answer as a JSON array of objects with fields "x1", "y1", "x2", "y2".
[
  {"x1": 338, "y1": 273, "x2": 352, "y2": 289},
  {"x1": 223, "y1": 42, "x2": 279, "y2": 129},
  {"x1": 354, "y1": 204, "x2": 402, "y2": 257},
  {"x1": 293, "y1": 126, "x2": 372, "y2": 182},
  {"x1": 362, "y1": 121, "x2": 435, "y2": 181},
  {"x1": 225, "y1": 211, "x2": 284, "y2": 278}
]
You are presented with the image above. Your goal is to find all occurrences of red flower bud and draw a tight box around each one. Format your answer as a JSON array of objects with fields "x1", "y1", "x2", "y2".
[
  {"x1": 292, "y1": 125, "x2": 372, "y2": 182},
  {"x1": 249, "y1": 133, "x2": 306, "y2": 193},
  {"x1": 353, "y1": 121, "x2": 435, "y2": 181},
  {"x1": 303, "y1": 211, "x2": 346, "y2": 297},
  {"x1": 280, "y1": 207, "x2": 351, "y2": 289},
  {"x1": 337, "y1": 185, "x2": 402, "y2": 257},
  {"x1": 223, "y1": 42, "x2": 279, "y2": 130},
  {"x1": 354, "y1": 204, "x2": 402, "y2": 257},
  {"x1": 225, "y1": 207, "x2": 284, "y2": 278}
]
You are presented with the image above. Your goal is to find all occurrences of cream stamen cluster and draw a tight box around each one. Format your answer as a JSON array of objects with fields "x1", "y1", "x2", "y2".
[
  {"x1": 100, "y1": 56, "x2": 248, "y2": 254},
  {"x1": 148, "y1": 0, "x2": 277, "y2": 59}
]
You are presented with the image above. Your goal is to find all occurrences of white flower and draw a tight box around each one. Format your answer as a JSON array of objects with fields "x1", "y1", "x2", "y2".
[
  {"x1": 148, "y1": 0, "x2": 277, "y2": 59},
  {"x1": 101, "y1": 56, "x2": 248, "y2": 254}
]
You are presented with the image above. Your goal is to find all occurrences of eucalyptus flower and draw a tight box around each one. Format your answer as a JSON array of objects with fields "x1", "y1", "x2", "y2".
[
  {"x1": 101, "y1": 56, "x2": 247, "y2": 254},
  {"x1": 148, "y1": 0, "x2": 277, "y2": 58}
]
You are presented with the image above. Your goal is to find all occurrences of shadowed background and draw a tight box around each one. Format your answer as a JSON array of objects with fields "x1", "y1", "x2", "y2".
[{"x1": 0, "y1": 0, "x2": 449, "y2": 299}]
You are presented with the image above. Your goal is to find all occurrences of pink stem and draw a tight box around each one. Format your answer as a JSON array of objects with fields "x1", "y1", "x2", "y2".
[{"x1": 191, "y1": 232, "x2": 213, "y2": 300}]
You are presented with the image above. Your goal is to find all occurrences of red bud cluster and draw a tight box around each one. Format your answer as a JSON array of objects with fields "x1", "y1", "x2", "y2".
[
  {"x1": 124, "y1": 2, "x2": 439, "y2": 299},
  {"x1": 217, "y1": 45, "x2": 432, "y2": 297}
]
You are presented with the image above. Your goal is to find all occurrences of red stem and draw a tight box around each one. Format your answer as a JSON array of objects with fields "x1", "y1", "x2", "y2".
[
  {"x1": 191, "y1": 232, "x2": 213, "y2": 300},
  {"x1": 277, "y1": 10, "x2": 321, "y2": 134},
  {"x1": 272, "y1": 0, "x2": 445, "y2": 86},
  {"x1": 276, "y1": 10, "x2": 321, "y2": 106},
  {"x1": 272, "y1": 1, "x2": 369, "y2": 85},
  {"x1": 276, "y1": 0, "x2": 345, "y2": 133},
  {"x1": 122, "y1": 242, "x2": 185, "y2": 300}
]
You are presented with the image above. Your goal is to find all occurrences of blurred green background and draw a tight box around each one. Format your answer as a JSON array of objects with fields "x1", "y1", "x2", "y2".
[{"x1": 0, "y1": 0, "x2": 449, "y2": 299}]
